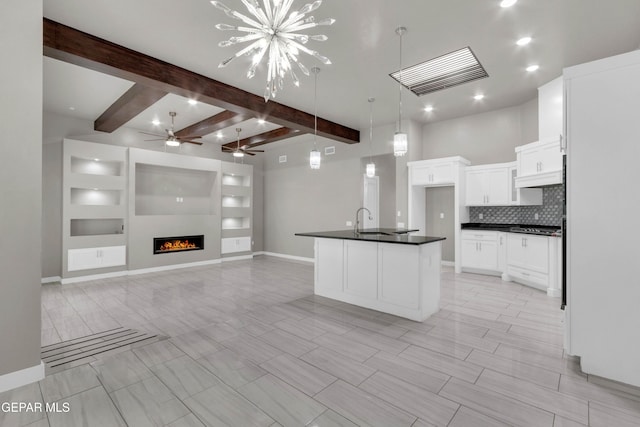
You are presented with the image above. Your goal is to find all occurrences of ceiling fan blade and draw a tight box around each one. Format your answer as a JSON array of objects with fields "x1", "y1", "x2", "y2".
[
  {"x1": 245, "y1": 151, "x2": 256, "y2": 156},
  {"x1": 177, "y1": 135, "x2": 202, "y2": 139},
  {"x1": 181, "y1": 140, "x2": 203, "y2": 145},
  {"x1": 139, "y1": 131, "x2": 165, "y2": 137},
  {"x1": 245, "y1": 149, "x2": 265, "y2": 153},
  {"x1": 221, "y1": 146, "x2": 234, "y2": 151}
]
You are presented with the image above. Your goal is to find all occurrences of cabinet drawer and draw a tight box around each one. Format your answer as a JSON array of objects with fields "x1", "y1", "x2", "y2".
[
  {"x1": 507, "y1": 265, "x2": 548, "y2": 288},
  {"x1": 461, "y1": 230, "x2": 498, "y2": 242}
]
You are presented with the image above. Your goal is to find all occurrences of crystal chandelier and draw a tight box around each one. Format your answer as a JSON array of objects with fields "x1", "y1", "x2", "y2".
[
  {"x1": 394, "y1": 26, "x2": 408, "y2": 157},
  {"x1": 211, "y1": 0, "x2": 335, "y2": 102},
  {"x1": 310, "y1": 66, "x2": 321, "y2": 169},
  {"x1": 366, "y1": 97, "x2": 376, "y2": 178}
]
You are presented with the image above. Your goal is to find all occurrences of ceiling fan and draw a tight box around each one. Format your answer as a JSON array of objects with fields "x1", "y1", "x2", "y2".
[
  {"x1": 223, "y1": 128, "x2": 264, "y2": 157},
  {"x1": 140, "y1": 111, "x2": 203, "y2": 146}
]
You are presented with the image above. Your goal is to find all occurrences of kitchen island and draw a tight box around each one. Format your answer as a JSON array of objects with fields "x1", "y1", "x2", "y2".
[{"x1": 295, "y1": 229, "x2": 445, "y2": 321}]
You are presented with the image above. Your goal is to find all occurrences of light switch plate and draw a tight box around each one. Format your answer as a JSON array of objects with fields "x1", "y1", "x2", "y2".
[
  {"x1": 440, "y1": 213, "x2": 445, "y2": 219},
  {"x1": 346, "y1": 221, "x2": 353, "y2": 226},
  {"x1": 397, "y1": 222, "x2": 405, "y2": 228},
  {"x1": 479, "y1": 213, "x2": 484, "y2": 219}
]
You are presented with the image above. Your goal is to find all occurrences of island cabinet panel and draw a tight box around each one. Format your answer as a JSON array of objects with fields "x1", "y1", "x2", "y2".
[
  {"x1": 378, "y1": 244, "x2": 419, "y2": 309},
  {"x1": 315, "y1": 238, "x2": 344, "y2": 293},
  {"x1": 344, "y1": 240, "x2": 378, "y2": 300},
  {"x1": 312, "y1": 237, "x2": 442, "y2": 322}
]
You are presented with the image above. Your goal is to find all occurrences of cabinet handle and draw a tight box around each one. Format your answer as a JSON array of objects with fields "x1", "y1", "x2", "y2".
[
  {"x1": 559, "y1": 134, "x2": 565, "y2": 152},
  {"x1": 500, "y1": 236, "x2": 503, "y2": 245}
]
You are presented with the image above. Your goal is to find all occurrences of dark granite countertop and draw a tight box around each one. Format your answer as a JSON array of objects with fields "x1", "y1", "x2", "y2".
[
  {"x1": 461, "y1": 223, "x2": 561, "y2": 236},
  {"x1": 295, "y1": 228, "x2": 445, "y2": 245}
]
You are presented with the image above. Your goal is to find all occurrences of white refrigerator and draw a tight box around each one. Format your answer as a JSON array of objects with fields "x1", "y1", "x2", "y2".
[{"x1": 564, "y1": 49, "x2": 640, "y2": 387}]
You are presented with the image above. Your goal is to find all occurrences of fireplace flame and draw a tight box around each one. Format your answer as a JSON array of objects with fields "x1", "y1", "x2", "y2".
[{"x1": 159, "y1": 239, "x2": 197, "y2": 252}]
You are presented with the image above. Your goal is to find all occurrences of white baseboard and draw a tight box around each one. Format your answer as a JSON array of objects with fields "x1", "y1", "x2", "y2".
[
  {"x1": 127, "y1": 259, "x2": 222, "y2": 276},
  {"x1": 254, "y1": 251, "x2": 314, "y2": 264},
  {"x1": 221, "y1": 255, "x2": 254, "y2": 262},
  {"x1": 41, "y1": 276, "x2": 61, "y2": 284},
  {"x1": 441, "y1": 261, "x2": 454, "y2": 267},
  {"x1": 61, "y1": 270, "x2": 128, "y2": 284},
  {"x1": 60, "y1": 259, "x2": 223, "y2": 284},
  {"x1": 547, "y1": 287, "x2": 562, "y2": 298},
  {"x1": 0, "y1": 362, "x2": 44, "y2": 394}
]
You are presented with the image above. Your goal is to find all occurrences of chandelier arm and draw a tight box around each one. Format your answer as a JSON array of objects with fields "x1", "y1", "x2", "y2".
[
  {"x1": 218, "y1": 38, "x2": 266, "y2": 67},
  {"x1": 240, "y1": 0, "x2": 270, "y2": 26},
  {"x1": 263, "y1": 0, "x2": 274, "y2": 22}
]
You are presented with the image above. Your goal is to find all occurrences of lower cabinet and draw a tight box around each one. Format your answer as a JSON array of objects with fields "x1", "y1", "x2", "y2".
[
  {"x1": 461, "y1": 231, "x2": 499, "y2": 272},
  {"x1": 313, "y1": 238, "x2": 441, "y2": 321},
  {"x1": 462, "y1": 230, "x2": 562, "y2": 297},
  {"x1": 68, "y1": 245, "x2": 126, "y2": 272},
  {"x1": 221, "y1": 236, "x2": 251, "y2": 254}
]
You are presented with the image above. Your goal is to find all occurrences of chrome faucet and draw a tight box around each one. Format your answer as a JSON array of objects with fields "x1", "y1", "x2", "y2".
[{"x1": 354, "y1": 207, "x2": 373, "y2": 234}]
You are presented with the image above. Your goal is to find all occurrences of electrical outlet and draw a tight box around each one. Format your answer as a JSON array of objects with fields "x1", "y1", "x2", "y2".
[
  {"x1": 346, "y1": 221, "x2": 353, "y2": 226},
  {"x1": 440, "y1": 213, "x2": 445, "y2": 219},
  {"x1": 534, "y1": 213, "x2": 539, "y2": 220},
  {"x1": 479, "y1": 213, "x2": 484, "y2": 220},
  {"x1": 397, "y1": 211, "x2": 401, "y2": 217},
  {"x1": 397, "y1": 222, "x2": 405, "y2": 228}
]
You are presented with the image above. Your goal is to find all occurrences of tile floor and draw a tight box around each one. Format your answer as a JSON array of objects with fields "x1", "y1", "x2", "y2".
[{"x1": 2, "y1": 256, "x2": 640, "y2": 426}]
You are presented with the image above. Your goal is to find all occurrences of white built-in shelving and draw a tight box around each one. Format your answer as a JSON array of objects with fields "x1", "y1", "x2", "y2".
[{"x1": 221, "y1": 163, "x2": 253, "y2": 254}]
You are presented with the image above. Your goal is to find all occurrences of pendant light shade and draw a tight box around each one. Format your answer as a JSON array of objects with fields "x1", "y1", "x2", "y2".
[
  {"x1": 366, "y1": 97, "x2": 376, "y2": 177},
  {"x1": 394, "y1": 26, "x2": 408, "y2": 157},
  {"x1": 393, "y1": 132, "x2": 408, "y2": 157},
  {"x1": 366, "y1": 162, "x2": 376, "y2": 178},
  {"x1": 310, "y1": 149, "x2": 321, "y2": 169},
  {"x1": 310, "y1": 67, "x2": 322, "y2": 170}
]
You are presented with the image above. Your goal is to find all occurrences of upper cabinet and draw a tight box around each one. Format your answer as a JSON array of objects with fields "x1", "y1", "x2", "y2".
[
  {"x1": 515, "y1": 77, "x2": 565, "y2": 188},
  {"x1": 538, "y1": 76, "x2": 564, "y2": 141},
  {"x1": 465, "y1": 164, "x2": 510, "y2": 206},
  {"x1": 409, "y1": 156, "x2": 470, "y2": 187},
  {"x1": 514, "y1": 138, "x2": 563, "y2": 188},
  {"x1": 466, "y1": 162, "x2": 542, "y2": 206}
]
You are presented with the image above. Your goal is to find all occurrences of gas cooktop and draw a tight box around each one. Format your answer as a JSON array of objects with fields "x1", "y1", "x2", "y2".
[{"x1": 509, "y1": 226, "x2": 561, "y2": 236}]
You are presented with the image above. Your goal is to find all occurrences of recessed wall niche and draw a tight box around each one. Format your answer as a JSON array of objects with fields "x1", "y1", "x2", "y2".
[
  {"x1": 135, "y1": 163, "x2": 217, "y2": 215},
  {"x1": 70, "y1": 188, "x2": 122, "y2": 206},
  {"x1": 70, "y1": 156, "x2": 123, "y2": 176}
]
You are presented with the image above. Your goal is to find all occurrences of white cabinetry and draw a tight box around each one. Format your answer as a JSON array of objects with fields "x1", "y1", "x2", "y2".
[
  {"x1": 221, "y1": 237, "x2": 251, "y2": 254},
  {"x1": 508, "y1": 166, "x2": 543, "y2": 206},
  {"x1": 411, "y1": 160, "x2": 454, "y2": 186},
  {"x1": 461, "y1": 231, "x2": 499, "y2": 272},
  {"x1": 538, "y1": 76, "x2": 564, "y2": 141},
  {"x1": 314, "y1": 238, "x2": 442, "y2": 321},
  {"x1": 465, "y1": 165, "x2": 509, "y2": 206},
  {"x1": 68, "y1": 245, "x2": 126, "y2": 272},
  {"x1": 514, "y1": 138, "x2": 563, "y2": 188},
  {"x1": 505, "y1": 233, "x2": 550, "y2": 291}
]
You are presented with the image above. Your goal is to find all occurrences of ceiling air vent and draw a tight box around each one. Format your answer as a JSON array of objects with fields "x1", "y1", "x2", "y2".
[{"x1": 390, "y1": 47, "x2": 488, "y2": 96}]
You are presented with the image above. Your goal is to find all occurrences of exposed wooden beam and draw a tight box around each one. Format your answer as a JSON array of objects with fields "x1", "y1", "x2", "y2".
[
  {"x1": 94, "y1": 83, "x2": 168, "y2": 133},
  {"x1": 43, "y1": 18, "x2": 359, "y2": 144},
  {"x1": 175, "y1": 111, "x2": 247, "y2": 138},
  {"x1": 221, "y1": 127, "x2": 302, "y2": 151}
]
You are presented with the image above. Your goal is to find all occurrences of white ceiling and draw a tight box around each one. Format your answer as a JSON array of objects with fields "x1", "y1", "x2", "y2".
[{"x1": 42, "y1": 0, "x2": 640, "y2": 145}]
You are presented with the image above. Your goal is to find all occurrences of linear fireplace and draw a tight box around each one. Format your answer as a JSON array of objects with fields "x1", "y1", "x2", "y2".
[{"x1": 153, "y1": 235, "x2": 204, "y2": 254}]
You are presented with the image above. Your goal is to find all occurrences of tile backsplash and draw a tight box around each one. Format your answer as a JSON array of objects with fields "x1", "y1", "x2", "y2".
[{"x1": 469, "y1": 184, "x2": 563, "y2": 226}]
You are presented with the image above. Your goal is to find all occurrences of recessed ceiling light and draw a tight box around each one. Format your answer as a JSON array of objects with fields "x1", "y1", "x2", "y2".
[
  {"x1": 516, "y1": 37, "x2": 532, "y2": 46},
  {"x1": 93, "y1": 158, "x2": 99, "y2": 162},
  {"x1": 526, "y1": 64, "x2": 540, "y2": 72},
  {"x1": 500, "y1": 0, "x2": 518, "y2": 7},
  {"x1": 474, "y1": 94, "x2": 485, "y2": 101},
  {"x1": 216, "y1": 132, "x2": 224, "y2": 139},
  {"x1": 151, "y1": 119, "x2": 161, "y2": 126},
  {"x1": 188, "y1": 99, "x2": 198, "y2": 105},
  {"x1": 424, "y1": 106, "x2": 434, "y2": 112},
  {"x1": 69, "y1": 106, "x2": 75, "y2": 111},
  {"x1": 257, "y1": 119, "x2": 266, "y2": 124}
]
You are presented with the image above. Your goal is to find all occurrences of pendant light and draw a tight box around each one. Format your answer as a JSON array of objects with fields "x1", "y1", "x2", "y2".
[
  {"x1": 310, "y1": 67, "x2": 321, "y2": 170},
  {"x1": 394, "y1": 26, "x2": 408, "y2": 157},
  {"x1": 366, "y1": 97, "x2": 376, "y2": 177}
]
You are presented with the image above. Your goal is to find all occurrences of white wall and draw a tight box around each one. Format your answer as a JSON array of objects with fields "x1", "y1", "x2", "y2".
[
  {"x1": 422, "y1": 99, "x2": 538, "y2": 165},
  {"x1": 41, "y1": 111, "x2": 264, "y2": 278},
  {"x1": 0, "y1": 0, "x2": 43, "y2": 383}
]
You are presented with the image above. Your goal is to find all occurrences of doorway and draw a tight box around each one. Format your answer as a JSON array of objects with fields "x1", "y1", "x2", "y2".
[{"x1": 425, "y1": 186, "x2": 454, "y2": 263}]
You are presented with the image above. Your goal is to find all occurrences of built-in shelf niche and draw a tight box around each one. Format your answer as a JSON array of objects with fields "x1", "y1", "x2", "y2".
[
  {"x1": 222, "y1": 217, "x2": 250, "y2": 230},
  {"x1": 222, "y1": 174, "x2": 250, "y2": 187},
  {"x1": 71, "y1": 156, "x2": 123, "y2": 176},
  {"x1": 135, "y1": 163, "x2": 217, "y2": 216},
  {"x1": 70, "y1": 188, "x2": 123, "y2": 206},
  {"x1": 222, "y1": 195, "x2": 250, "y2": 208},
  {"x1": 70, "y1": 218, "x2": 124, "y2": 237}
]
